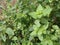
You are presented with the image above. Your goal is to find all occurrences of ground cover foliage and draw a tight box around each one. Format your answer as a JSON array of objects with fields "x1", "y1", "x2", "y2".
[{"x1": 0, "y1": 0, "x2": 60, "y2": 45}]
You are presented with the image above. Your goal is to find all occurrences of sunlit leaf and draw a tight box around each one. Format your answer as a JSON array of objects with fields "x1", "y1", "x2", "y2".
[{"x1": 6, "y1": 28, "x2": 14, "y2": 36}]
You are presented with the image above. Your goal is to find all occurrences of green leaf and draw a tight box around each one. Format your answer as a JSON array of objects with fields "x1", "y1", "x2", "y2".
[
  {"x1": 36, "y1": 4, "x2": 43, "y2": 12},
  {"x1": 29, "y1": 12, "x2": 37, "y2": 19},
  {"x1": 38, "y1": 35, "x2": 43, "y2": 41},
  {"x1": 41, "y1": 40, "x2": 53, "y2": 45},
  {"x1": 1, "y1": 34, "x2": 6, "y2": 42},
  {"x1": 17, "y1": 23, "x2": 21, "y2": 29},
  {"x1": 34, "y1": 20, "x2": 41, "y2": 27},
  {"x1": 33, "y1": 25, "x2": 38, "y2": 30},
  {"x1": 41, "y1": 39, "x2": 48, "y2": 45},
  {"x1": 37, "y1": 27, "x2": 44, "y2": 41},
  {"x1": 29, "y1": 12, "x2": 43, "y2": 19},
  {"x1": 12, "y1": 36, "x2": 18, "y2": 41},
  {"x1": 47, "y1": 40, "x2": 53, "y2": 45},
  {"x1": 40, "y1": 18, "x2": 48, "y2": 24},
  {"x1": 0, "y1": 27, "x2": 3, "y2": 31},
  {"x1": 16, "y1": 13, "x2": 26, "y2": 19},
  {"x1": 6, "y1": 28, "x2": 14, "y2": 36},
  {"x1": 43, "y1": 6, "x2": 52, "y2": 17},
  {"x1": 30, "y1": 30, "x2": 37, "y2": 37},
  {"x1": 27, "y1": 41, "x2": 33, "y2": 45},
  {"x1": 49, "y1": 0, "x2": 53, "y2": 3},
  {"x1": 52, "y1": 25, "x2": 59, "y2": 30},
  {"x1": 51, "y1": 35, "x2": 58, "y2": 40}
]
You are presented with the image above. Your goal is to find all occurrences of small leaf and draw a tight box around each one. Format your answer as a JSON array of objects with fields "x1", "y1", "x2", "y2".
[
  {"x1": 30, "y1": 30, "x2": 37, "y2": 37},
  {"x1": 43, "y1": 6, "x2": 52, "y2": 17},
  {"x1": 29, "y1": 11, "x2": 42, "y2": 19},
  {"x1": 36, "y1": 4, "x2": 43, "y2": 12},
  {"x1": 51, "y1": 35, "x2": 58, "y2": 40},
  {"x1": 0, "y1": 27, "x2": 3, "y2": 31},
  {"x1": 37, "y1": 27, "x2": 43, "y2": 41},
  {"x1": 1, "y1": 34, "x2": 6, "y2": 42},
  {"x1": 12, "y1": 36, "x2": 18, "y2": 41},
  {"x1": 34, "y1": 20, "x2": 41, "y2": 27},
  {"x1": 27, "y1": 41, "x2": 33, "y2": 45},
  {"x1": 49, "y1": 0, "x2": 53, "y2": 3},
  {"x1": 41, "y1": 39, "x2": 48, "y2": 45},
  {"x1": 48, "y1": 40, "x2": 53, "y2": 45},
  {"x1": 52, "y1": 25, "x2": 59, "y2": 30},
  {"x1": 38, "y1": 35, "x2": 43, "y2": 41},
  {"x1": 29, "y1": 12, "x2": 37, "y2": 19},
  {"x1": 17, "y1": 23, "x2": 21, "y2": 29},
  {"x1": 6, "y1": 28, "x2": 14, "y2": 36},
  {"x1": 40, "y1": 18, "x2": 48, "y2": 24}
]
